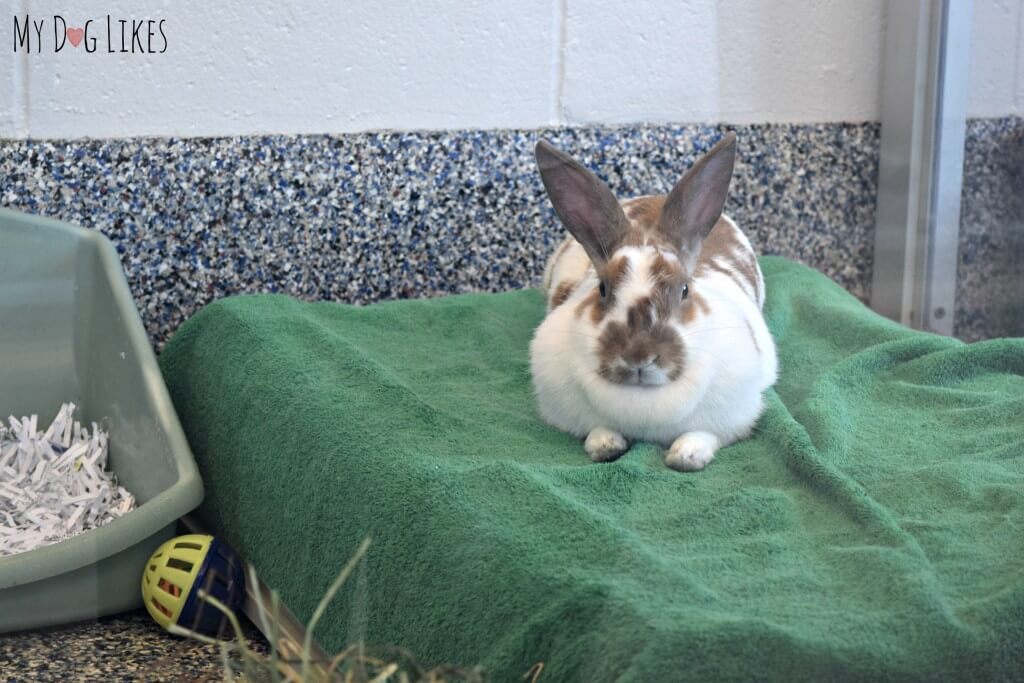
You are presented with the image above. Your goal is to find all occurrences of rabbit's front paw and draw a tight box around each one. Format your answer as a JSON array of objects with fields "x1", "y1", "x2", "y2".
[
  {"x1": 665, "y1": 431, "x2": 720, "y2": 472},
  {"x1": 585, "y1": 428, "x2": 629, "y2": 463}
]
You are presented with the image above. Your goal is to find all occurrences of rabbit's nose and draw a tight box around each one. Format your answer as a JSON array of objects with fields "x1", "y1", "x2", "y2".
[{"x1": 625, "y1": 354, "x2": 658, "y2": 370}]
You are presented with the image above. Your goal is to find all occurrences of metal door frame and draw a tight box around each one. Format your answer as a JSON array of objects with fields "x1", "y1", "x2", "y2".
[{"x1": 871, "y1": 0, "x2": 972, "y2": 335}]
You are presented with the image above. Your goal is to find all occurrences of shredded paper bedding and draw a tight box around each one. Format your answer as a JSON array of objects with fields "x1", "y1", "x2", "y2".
[{"x1": 0, "y1": 403, "x2": 135, "y2": 558}]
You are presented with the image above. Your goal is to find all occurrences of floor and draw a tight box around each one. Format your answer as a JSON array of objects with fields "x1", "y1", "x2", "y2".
[{"x1": 0, "y1": 610, "x2": 267, "y2": 682}]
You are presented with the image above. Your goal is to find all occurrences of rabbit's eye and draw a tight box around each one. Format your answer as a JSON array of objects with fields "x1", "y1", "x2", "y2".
[
  {"x1": 681, "y1": 283, "x2": 689, "y2": 300},
  {"x1": 599, "y1": 281, "x2": 607, "y2": 298}
]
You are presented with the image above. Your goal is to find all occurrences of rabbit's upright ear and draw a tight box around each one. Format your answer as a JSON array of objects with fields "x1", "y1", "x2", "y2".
[
  {"x1": 535, "y1": 140, "x2": 630, "y2": 268},
  {"x1": 659, "y1": 132, "x2": 737, "y2": 259}
]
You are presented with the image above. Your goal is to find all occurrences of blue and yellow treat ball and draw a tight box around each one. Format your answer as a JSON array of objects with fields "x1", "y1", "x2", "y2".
[{"x1": 142, "y1": 533, "x2": 246, "y2": 636}]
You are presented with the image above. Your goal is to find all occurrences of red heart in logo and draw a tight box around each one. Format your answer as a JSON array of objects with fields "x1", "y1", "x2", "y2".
[{"x1": 66, "y1": 27, "x2": 84, "y2": 47}]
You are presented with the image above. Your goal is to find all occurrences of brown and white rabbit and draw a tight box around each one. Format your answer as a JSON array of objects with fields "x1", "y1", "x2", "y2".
[{"x1": 530, "y1": 133, "x2": 778, "y2": 471}]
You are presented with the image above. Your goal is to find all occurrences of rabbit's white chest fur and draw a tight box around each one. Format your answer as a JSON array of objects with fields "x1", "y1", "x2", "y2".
[{"x1": 530, "y1": 214, "x2": 778, "y2": 467}]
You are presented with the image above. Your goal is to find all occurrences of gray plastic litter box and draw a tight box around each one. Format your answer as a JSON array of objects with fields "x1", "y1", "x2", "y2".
[{"x1": 0, "y1": 208, "x2": 204, "y2": 632}]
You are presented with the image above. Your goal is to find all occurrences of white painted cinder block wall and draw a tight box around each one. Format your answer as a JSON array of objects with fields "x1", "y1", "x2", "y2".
[{"x1": 0, "y1": 0, "x2": 1021, "y2": 139}]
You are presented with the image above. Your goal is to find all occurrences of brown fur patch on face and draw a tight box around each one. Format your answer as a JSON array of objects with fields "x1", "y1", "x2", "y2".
[
  {"x1": 576, "y1": 254, "x2": 631, "y2": 323},
  {"x1": 596, "y1": 264, "x2": 687, "y2": 385},
  {"x1": 627, "y1": 296, "x2": 654, "y2": 333},
  {"x1": 597, "y1": 319, "x2": 685, "y2": 384},
  {"x1": 644, "y1": 253, "x2": 689, "y2": 331},
  {"x1": 600, "y1": 255, "x2": 630, "y2": 289},
  {"x1": 650, "y1": 252, "x2": 685, "y2": 286},
  {"x1": 573, "y1": 240, "x2": 702, "y2": 385},
  {"x1": 579, "y1": 241, "x2": 693, "y2": 385},
  {"x1": 550, "y1": 281, "x2": 576, "y2": 309}
]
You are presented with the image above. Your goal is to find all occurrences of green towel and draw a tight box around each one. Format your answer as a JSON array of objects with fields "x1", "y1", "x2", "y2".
[{"x1": 160, "y1": 256, "x2": 1024, "y2": 682}]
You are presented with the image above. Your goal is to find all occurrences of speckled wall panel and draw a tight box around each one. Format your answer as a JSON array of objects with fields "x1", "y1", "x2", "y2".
[
  {"x1": 957, "y1": 117, "x2": 1024, "y2": 341},
  {"x1": 2, "y1": 120, "x2": 1021, "y2": 345},
  {"x1": 0, "y1": 123, "x2": 880, "y2": 349}
]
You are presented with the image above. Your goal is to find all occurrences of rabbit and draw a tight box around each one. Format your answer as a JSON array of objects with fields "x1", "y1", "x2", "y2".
[{"x1": 530, "y1": 132, "x2": 778, "y2": 472}]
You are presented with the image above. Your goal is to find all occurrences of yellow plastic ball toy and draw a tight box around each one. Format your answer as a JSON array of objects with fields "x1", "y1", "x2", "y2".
[{"x1": 141, "y1": 533, "x2": 246, "y2": 636}]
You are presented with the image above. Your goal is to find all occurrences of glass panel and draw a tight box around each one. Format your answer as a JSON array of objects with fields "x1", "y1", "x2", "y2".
[
  {"x1": 955, "y1": 0, "x2": 1024, "y2": 340},
  {"x1": 958, "y1": 119, "x2": 1024, "y2": 339}
]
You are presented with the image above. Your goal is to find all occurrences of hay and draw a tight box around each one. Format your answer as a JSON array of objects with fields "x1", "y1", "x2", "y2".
[{"x1": 171, "y1": 539, "x2": 503, "y2": 683}]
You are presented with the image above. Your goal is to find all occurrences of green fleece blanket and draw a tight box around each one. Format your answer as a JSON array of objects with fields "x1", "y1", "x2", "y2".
[{"x1": 160, "y1": 257, "x2": 1024, "y2": 682}]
